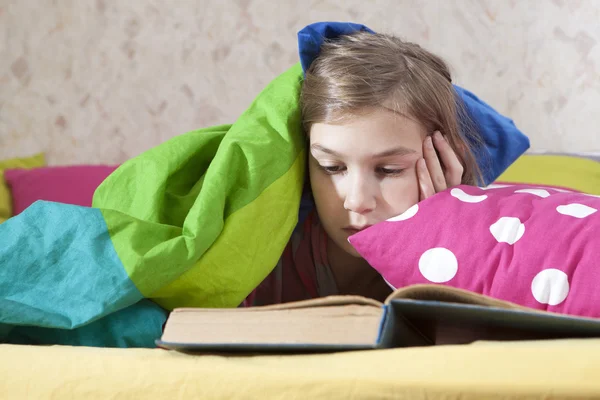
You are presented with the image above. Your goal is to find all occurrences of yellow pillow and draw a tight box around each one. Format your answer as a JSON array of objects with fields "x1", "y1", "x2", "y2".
[
  {"x1": 497, "y1": 154, "x2": 600, "y2": 195},
  {"x1": 0, "y1": 153, "x2": 46, "y2": 223}
]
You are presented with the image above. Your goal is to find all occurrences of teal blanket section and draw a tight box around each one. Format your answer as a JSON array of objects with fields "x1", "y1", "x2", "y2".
[
  {"x1": 3, "y1": 299, "x2": 166, "y2": 348},
  {"x1": 0, "y1": 201, "x2": 155, "y2": 345}
]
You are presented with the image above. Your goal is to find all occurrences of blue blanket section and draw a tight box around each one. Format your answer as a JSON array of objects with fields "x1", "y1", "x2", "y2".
[
  {"x1": 297, "y1": 21, "x2": 530, "y2": 185},
  {"x1": 0, "y1": 201, "x2": 167, "y2": 347},
  {"x1": 298, "y1": 22, "x2": 374, "y2": 72},
  {"x1": 453, "y1": 86, "x2": 529, "y2": 184}
]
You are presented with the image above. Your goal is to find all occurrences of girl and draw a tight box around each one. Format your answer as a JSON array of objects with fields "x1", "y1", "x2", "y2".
[{"x1": 244, "y1": 31, "x2": 483, "y2": 306}]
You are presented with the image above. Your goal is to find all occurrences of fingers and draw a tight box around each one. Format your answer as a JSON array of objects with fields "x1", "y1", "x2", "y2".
[
  {"x1": 419, "y1": 131, "x2": 465, "y2": 201},
  {"x1": 432, "y1": 131, "x2": 464, "y2": 187},
  {"x1": 422, "y1": 134, "x2": 447, "y2": 193},
  {"x1": 417, "y1": 158, "x2": 435, "y2": 201}
]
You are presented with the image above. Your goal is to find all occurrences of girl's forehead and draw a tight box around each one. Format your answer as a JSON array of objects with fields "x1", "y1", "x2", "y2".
[{"x1": 309, "y1": 108, "x2": 427, "y2": 151}]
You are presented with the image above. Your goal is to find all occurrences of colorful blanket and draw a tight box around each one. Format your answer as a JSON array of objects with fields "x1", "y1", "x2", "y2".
[
  {"x1": 0, "y1": 22, "x2": 530, "y2": 348},
  {"x1": 0, "y1": 64, "x2": 306, "y2": 347}
]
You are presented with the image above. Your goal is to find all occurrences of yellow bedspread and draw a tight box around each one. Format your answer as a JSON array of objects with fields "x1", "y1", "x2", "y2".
[{"x1": 1, "y1": 339, "x2": 600, "y2": 399}]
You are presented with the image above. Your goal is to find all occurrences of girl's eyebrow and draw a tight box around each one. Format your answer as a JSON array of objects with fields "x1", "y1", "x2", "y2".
[
  {"x1": 374, "y1": 147, "x2": 418, "y2": 158},
  {"x1": 310, "y1": 144, "x2": 417, "y2": 158}
]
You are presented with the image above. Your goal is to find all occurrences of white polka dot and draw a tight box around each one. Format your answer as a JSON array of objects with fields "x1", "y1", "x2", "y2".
[
  {"x1": 387, "y1": 204, "x2": 419, "y2": 221},
  {"x1": 418, "y1": 248, "x2": 458, "y2": 283},
  {"x1": 531, "y1": 269, "x2": 570, "y2": 306},
  {"x1": 556, "y1": 203, "x2": 597, "y2": 218},
  {"x1": 515, "y1": 188, "x2": 551, "y2": 198},
  {"x1": 450, "y1": 188, "x2": 488, "y2": 203},
  {"x1": 480, "y1": 184, "x2": 511, "y2": 190},
  {"x1": 489, "y1": 217, "x2": 525, "y2": 245}
]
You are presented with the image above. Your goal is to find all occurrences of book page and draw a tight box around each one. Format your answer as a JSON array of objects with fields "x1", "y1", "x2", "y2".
[
  {"x1": 385, "y1": 284, "x2": 526, "y2": 310},
  {"x1": 162, "y1": 304, "x2": 384, "y2": 346},
  {"x1": 175, "y1": 295, "x2": 383, "y2": 314}
]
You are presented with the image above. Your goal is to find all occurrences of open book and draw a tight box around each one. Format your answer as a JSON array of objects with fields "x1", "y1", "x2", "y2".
[{"x1": 156, "y1": 284, "x2": 600, "y2": 352}]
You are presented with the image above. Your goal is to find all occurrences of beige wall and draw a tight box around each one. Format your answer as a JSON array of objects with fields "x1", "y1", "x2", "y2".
[{"x1": 1, "y1": 0, "x2": 599, "y2": 165}]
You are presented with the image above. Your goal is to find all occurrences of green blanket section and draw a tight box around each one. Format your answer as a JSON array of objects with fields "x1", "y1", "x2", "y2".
[{"x1": 93, "y1": 63, "x2": 306, "y2": 310}]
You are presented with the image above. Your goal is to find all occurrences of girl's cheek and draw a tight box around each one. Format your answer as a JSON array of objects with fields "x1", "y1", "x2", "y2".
[
  {"x1": 311, "y1": 172, "x2": 342, "y2": 205},
  {"x1": 382, "y1": 174, "x2": 420, "y2": 206}
]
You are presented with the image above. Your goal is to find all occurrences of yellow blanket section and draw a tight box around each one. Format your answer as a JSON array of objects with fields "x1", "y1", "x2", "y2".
[
  {"x1": 497, "y1": 154, "x2": 600, "y2": 194},
  {"x1": 0, "y1": 153, "x2": 45, "y2": 223},
  {"x1": 2, "y1": 340, "x2": 600, "y2": 399},
  {"x1": 150, "y1": 150, "x2": 306, "y2": 309}
]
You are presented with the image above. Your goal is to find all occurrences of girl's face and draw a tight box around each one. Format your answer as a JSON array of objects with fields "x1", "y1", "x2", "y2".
[{"x1": 309, "y1": 107, "x2": 428, "y2": 257}]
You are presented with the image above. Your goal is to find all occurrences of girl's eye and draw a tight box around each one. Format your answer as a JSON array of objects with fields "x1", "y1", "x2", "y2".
[
  {"x1": 377, "y1": 167, "x2": 404, "y2": 176},
  {"x1": 320, "y1": 165, "x2": 346, "y2": 175},
  {"x1": 318, "y1": 165, "x2": 404, "y2": 176}
]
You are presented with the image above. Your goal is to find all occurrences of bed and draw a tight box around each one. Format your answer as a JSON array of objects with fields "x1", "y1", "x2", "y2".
[{"x1": 2, "y1": 339, "x2": 600, "y2": 399}]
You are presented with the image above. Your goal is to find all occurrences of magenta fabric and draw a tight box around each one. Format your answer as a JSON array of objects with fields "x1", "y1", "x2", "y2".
[
  {"x1": 4, "y1": 165, "x2": 118, "y2": 215},
  {"x1": 349, "y1": 184, "x2": 600, "y2": 317}
]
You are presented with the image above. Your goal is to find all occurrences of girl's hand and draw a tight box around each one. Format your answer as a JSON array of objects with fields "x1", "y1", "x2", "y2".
[{"x1": 417, "y1": 131, "x2": 464, "y2": 200}]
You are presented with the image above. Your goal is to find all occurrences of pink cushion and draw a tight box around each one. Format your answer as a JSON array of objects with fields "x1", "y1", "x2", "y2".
[
  {"x1": 349, "y1": 184, "x2": 600, "y2": 317},
  {"x1": 4, "y1": 165, "x2": 118, "y2": 215}
]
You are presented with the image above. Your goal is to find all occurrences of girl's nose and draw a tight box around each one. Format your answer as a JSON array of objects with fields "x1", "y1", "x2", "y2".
[{"x1": 343, "y1": 177, "x2": 376, "y2": 214}]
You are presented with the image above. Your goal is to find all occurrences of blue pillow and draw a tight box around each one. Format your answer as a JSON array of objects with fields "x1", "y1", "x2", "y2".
[{"x1": 297, "y1": 22, "x2": 530, "y2": 185}]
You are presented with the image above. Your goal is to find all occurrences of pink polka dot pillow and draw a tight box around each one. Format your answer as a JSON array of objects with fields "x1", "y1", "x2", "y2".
[{"x1": 348, "y1": 184, "x2": 600, "y2": 318}]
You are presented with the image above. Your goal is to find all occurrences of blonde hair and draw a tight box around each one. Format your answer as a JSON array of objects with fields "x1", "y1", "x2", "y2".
[{"x1": 301, "y1": 31, "x2": 483, "y2": 185}]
